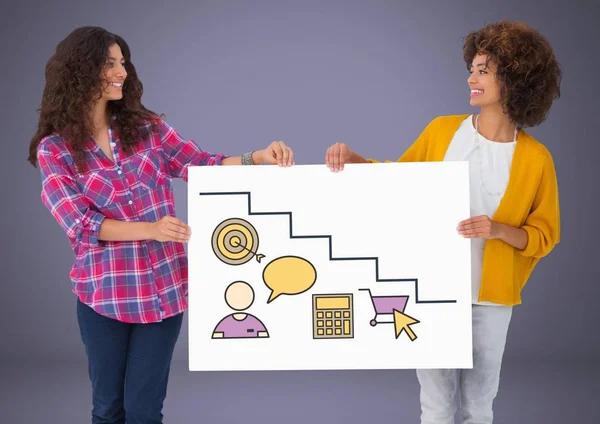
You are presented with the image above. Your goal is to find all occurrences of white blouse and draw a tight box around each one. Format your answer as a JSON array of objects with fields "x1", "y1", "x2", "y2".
[{"x1": 443, "y1": 115, "x2": 517, "y2": 305}]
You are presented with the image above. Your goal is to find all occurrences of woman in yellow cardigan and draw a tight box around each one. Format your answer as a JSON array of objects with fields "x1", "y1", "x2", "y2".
[{"x1": 324, "y1": 21, "x2": 561, "y2": 423}]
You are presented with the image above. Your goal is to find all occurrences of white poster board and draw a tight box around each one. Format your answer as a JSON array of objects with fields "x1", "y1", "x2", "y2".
[{"x1": 187, "y1": 162, "x2": 472, "y2": 371}]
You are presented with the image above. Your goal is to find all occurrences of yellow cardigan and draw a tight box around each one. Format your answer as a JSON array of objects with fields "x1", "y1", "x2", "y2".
[{"x1": 368, "y1": 114, "x2": 560, "y2": 306}]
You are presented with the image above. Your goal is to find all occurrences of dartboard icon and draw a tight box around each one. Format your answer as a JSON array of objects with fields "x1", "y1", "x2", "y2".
[{"x1": 211, "y1": 218, "x2": 265, "y2": 265}]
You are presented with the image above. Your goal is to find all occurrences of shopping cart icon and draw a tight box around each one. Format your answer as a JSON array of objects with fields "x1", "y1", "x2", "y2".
[
  {"x1": 359, "y1": 288, "x2": 409, "y2": 326},
  {"x1": 359, "y1": 288, "x2": 419, "y2": 340}
]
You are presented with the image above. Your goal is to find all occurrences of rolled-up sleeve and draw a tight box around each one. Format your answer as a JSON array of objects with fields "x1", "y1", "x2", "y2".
[
  {"x1": 157, "y1": 120, "x2": 228, "y2": 181},
  {"x1": 38, "y1": 144, "x2": 106, "y2": 250}
]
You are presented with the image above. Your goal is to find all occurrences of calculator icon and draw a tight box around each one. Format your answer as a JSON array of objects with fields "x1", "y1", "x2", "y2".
[{"x1": 312, "y1": 293, "x2": 354, "y2": 339}]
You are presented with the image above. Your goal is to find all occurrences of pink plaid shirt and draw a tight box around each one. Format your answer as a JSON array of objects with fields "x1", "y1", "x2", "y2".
[{"x1": 37, "y1": 118, "x2": 227, "y2": 323}]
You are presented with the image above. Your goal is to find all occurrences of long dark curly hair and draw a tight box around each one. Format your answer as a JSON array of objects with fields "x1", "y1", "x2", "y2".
[
  {"x1": 28, "y1": 26, "x2": 161, "y2": 172},
  {"x1": 463, "y1": 20, "x2": 562, "y2": 128}
]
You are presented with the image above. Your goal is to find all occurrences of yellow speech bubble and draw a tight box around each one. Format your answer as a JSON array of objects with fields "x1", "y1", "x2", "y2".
[{"x1": 262, "y1": 255, "x2": 317, "y2": 303}]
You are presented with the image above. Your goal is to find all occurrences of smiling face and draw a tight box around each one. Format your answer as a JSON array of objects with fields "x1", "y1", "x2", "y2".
[
  {"x1": 100, "y1": 43, "x2": 127, "y2": 101},
  {"x1": 467, "y1": 54, "x2": 503, "y2": 108}
]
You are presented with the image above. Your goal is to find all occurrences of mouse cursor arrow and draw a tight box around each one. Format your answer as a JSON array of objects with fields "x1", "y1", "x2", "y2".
[{"x1": 393, "y1": 309, "x2": 420, "y2": 341}]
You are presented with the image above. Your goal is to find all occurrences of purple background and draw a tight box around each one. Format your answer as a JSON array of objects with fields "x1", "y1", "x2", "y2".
[{"x1": 2, "y1": 0, "x2": 598, "y2": 422}]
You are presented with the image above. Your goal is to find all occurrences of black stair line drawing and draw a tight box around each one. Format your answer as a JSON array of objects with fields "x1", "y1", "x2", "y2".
[{"x1": 199, "y1": 191, "x2": 457, "y2": 304}]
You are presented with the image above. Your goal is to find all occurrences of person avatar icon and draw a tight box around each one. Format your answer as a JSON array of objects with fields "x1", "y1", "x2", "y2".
[{"x1": 212, "y1": 281, "x2": 269, "y2": 339}]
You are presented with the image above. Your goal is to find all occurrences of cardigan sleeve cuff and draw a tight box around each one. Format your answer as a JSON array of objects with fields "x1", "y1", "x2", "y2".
[{"x1": 519, "y1": 225, "x2": 540, "y2": 257}]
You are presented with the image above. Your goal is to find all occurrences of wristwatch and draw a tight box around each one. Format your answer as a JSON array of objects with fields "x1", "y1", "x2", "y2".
[{"x1": 241, "y1": 151, "x2": 255, "y2": 165}]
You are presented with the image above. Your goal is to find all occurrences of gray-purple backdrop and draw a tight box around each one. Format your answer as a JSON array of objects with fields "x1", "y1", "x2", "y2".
[{"x1": 2, "y1": 1, "x2": 598, "y2": 423}]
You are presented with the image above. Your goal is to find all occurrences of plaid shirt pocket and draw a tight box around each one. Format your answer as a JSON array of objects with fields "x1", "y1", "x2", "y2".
[
  {"x1": 79, "y1": 169, "x2": 117, "y2": 208},
  {"x1": 130, "y1": 149, "x2": 167, "y2": 191}
]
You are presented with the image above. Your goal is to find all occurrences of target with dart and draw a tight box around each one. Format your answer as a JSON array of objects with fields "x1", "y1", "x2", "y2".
[{"x1": 211, "y1": 218, "x2": 265, "y2": 265}]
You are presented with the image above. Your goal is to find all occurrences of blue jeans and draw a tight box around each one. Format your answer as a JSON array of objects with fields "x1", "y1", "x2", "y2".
[{"x1": 77, "y1": 299, "x2": 184, "y2": 424}]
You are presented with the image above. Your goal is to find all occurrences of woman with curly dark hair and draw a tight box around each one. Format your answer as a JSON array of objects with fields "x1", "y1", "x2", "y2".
[
  {"x1": 324, "y1": 20, "x2": 561, "y2": 423},
  {"x1": 29, "y1": 26, "x2": 294, "y2": 423}
]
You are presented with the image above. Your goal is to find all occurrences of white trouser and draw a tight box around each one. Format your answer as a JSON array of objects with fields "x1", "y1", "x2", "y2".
[{"x1": 416, "y1": 304, "x2": 513, "y2": 424}]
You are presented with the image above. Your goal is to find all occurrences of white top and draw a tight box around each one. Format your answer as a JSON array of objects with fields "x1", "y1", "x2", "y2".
[{"x1": 443, "y1": 115, "x2": 516, "y2": 305}]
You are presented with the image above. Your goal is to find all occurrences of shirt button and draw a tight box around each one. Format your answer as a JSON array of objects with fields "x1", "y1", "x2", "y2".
[
  {"x1": 110, "y1": 142, "x2": 116, "y2": 147},
  {"x1": 128, "y1": 200, "x2": 133, "y2": 205},
  {"x1": 117, "y1": 169, "x2": 122, "y2": 174},
  {"x1": 75, "y1": 219, "x2": 80, "y2": 223}
]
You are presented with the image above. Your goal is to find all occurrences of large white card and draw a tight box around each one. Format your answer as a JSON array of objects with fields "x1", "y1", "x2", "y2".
[{"x1": 187, "y1": 162, "x2": 472, "y2": 371}]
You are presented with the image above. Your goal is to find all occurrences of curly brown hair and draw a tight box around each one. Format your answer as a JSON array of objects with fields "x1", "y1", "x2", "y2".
[
  {"x1": 28, "y1": 26, "x2": 161, "y2": 172},
  {"x1": 462, "y1": 20, "x2": 562, "y2": 128}
]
